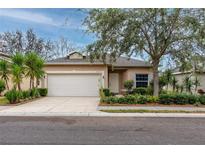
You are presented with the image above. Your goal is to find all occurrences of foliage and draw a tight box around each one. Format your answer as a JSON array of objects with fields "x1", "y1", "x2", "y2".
[
  {"x1": 5, "y1": 89, "x2": 21, "y2": 104},
  {"x1": 124, "y1": 80, "x2": 134, "y2": 92},
  {"x1": 11, "y1": 53, "x2": 25, "y2": 91},
  {"x1": 133, "y1": 87, "x2": 148, "y2": 95},
  {"x1": 25, "y1": 52, "x2": 45, "y2": 88},
  {"x1": 193, "y1": 76, "x2": 200, "y2": 92},
  {"x1": 102, "y1": 88, "x2": 111, "y2": 97},
  {"x1": 159, "y1": 93, "x2": 198, "y2": 105},
  {"x1": 22, "y1": 90, "x2": 31, "y2": 99},
  {"x1": 163, "y1": 69, "x2": 173, "y2": 90},
  {"x1": 37, "y1": 88, "x2": 48, "y2": 97},
  {"x1": 0, "y1": 29, "x2": 54, "y2": 59},
  {"x1": 0, "y1": 60, "x2": 10, "y2": 89},
  {"x1": 84, "y1": 8, "x2": 205, "y2": 96},
  {"x1": 183, "y1": 76, "x2": 193, "y2": 93},
  {"x1": 198, "y1": 95, "x2": 205, "y2": 105},
  {"x1": 171, "y1": 76, "x2": 178, "y2": 91},
  {"x1": 101, "y1": 94, "x2": 159, "y2": 104},
  {"x1": 29, "y1": 88, "x2": 40, "y2": 98},
  {"x1": 0, "y1": 80, "x2": 6, "y2": 95}
]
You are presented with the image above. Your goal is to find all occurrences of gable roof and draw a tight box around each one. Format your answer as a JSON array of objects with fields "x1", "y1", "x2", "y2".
[{"x1": 46, "y1": 54, "x2": 152, "y2": 67}]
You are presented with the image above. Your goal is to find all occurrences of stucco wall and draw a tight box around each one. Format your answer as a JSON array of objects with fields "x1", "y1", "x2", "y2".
[
  {"x1": 43, "y1": 64, "x2": 108, "y2": 88},
  {"x1": 109, "y1": 67, "x2": 153, "y2": 93},
  {"x1": 7, "y1": 76, "x2": 32, "y2": 91}
]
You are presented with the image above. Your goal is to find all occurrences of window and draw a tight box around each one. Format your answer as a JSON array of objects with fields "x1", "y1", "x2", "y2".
[{"x1": 135, "y1": 74, "x2": 148, "y2": 87}]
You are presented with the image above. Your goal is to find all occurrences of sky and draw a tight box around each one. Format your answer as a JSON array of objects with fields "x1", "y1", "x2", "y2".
[{"x1": 0, "y1": 8, "x2": 95, "y2": 47}]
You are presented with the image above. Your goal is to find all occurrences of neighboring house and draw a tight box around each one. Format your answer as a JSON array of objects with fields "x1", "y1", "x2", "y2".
[
  {"x1": 41, "y1": 52, "x2": 153, "y2": 96},
  {"x1": 173, "y1": 71, "x2": 205, "y2": 93}
]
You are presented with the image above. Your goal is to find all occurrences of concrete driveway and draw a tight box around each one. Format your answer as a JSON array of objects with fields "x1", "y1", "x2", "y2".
[{"x1": 0, "y1": 97, "x2": 100, "y2": 114}]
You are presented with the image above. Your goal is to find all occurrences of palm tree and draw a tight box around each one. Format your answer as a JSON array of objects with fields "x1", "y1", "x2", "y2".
[
  {"x1": 24, "y1": 52, "x2": 45, "y2": 89},
  {"x1": 12, "y1": 65, "x2": 23, "y2": 90},
  {"x1": 171, "y1": 76, "x2": 178, "y2": 92},
  {"x1": 0, "y1": 60, "x2": 10, "y2": 90},
  {"x1": 11, "y1": 53, "x2": 25, "y2": 90},
  {"x1": 25, "y1": 52, "x2": 38, "y2": 89},
  {"x1": 193, "y1": 76, "x2": 200, "y2": 92},
  {"x1": 35, "y1": 57, "x2": 45, "y2": 88}
]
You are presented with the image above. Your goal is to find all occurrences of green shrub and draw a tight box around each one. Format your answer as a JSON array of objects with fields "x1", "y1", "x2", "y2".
[
  {"x1": 124, "y1": 80, "x2": 134, "y2": 92},
  {"x1": 198, "y1": 95, "x2": 205, "y2": 105},
  {"x1": 102, "y1": 88, "x2": 111, "y2": 97},
  {"x1": 159, "y1": 93, "x2": 198, "y2": 105},
  {"x1": 146, "y1": 95, "x2": 159, "y2": 103},
  {"x1": 5, "y1": 89, "x2": 20, "y2": 104},
  {"x1": 37, "y1": 88, "x2": 48, "y2": 97},
  {"x1": 0, "y1": 80, "x2": 6, "y2": 95},
  {"x1": 133, "y1": 87, "x2": 148, "y2": 95},
  {"x1": 30, "y1": 88, "x2": 40, "y2": 98},
  {"x1": 22, "y1": 90, "x2": 30, "y2": 99}
]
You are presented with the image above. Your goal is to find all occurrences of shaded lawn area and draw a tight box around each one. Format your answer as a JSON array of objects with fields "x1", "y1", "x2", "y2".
[
  {"x1": 100, "y1": 109, "x2": 205, "y2": 113},
  {"x1": 0, "y1": 97, "x2": 9, "y2": 105}
]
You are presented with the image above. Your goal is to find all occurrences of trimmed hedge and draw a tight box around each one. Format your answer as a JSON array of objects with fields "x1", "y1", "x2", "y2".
[
  {"x1": 101, "y1": 94, "x2": 159, "y2": 104},
  {"x1": 133, "y1": 87, "x2": 148, "y2": 95},
  {"x1": 101, "y1": 93, "x2": 205, "y2": 105},
  {"x1": 37, "y1": 88, "x2": 48, "y2": 96},
  {"x1": 159, "y1": 93, "x2": 198, "y2": 105}
]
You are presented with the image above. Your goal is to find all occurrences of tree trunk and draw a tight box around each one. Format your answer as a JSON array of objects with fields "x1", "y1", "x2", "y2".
[
  {"x1": 152, "y1": 61, "x2": 159, "y2": 96},
  {"x1": 5, "y1": 80, "x2": 9, "y2": 90},
  {"x1": 18, "y1": 83, "x2": 21, "y2": 91}
]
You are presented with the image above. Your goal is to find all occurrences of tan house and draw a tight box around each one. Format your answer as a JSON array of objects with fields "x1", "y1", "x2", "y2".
[
  {"x1": 41, "y1": 52, "x2": 153, "y2": 96},
  {"x1": 0, "y1": 51, "x2": 153, "y2": 96}
]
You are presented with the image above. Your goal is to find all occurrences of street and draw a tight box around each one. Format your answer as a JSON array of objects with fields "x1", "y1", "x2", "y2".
[{"x1": 0, "y1": 116, "x2": 205, "y2": 144}]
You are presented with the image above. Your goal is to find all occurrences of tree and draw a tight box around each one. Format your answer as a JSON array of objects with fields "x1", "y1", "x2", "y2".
[
  {"x1": 163, "y1": 69, "x2": 173, "y2": 90},
  {"x1": 171, "y1": 76, "x2": 178, "y2": 91},
  {"x1": 0, "y1": 29, "x2": 54, "y2": 60},
  {"x1": 84, "y1": 9, "x2": 204, "y2": 96},
  {"x1": 11, "y1": 53, "x2": 24, "y2": 90},
  {"x1": 183, "y1": 76, "x2": 193, "y2": 93},
  {"x1": 0, "y1": 80, "x2": 6, "y2": 95},
  {"x1": 0, "y1": 60, "x2": 10, "y2": 90},
  {"x1": 34, "y1": 57, "x2": 45, "y2": 88},
  {"x1": 193, "y1": 76, "x2": 200, "y2": 92},
  {"x1": 24, "y1": 52, "x2": 45, "y2": 89}
]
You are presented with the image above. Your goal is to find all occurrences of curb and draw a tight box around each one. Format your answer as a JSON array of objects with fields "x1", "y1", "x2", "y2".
[{"x1": 0, "y1": 112, "x2": 205, "y2": 117}]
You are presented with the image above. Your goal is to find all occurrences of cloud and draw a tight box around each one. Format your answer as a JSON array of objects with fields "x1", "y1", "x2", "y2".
[{"x1": 0, "y1": 9, "x2": 60, "y2": 26}]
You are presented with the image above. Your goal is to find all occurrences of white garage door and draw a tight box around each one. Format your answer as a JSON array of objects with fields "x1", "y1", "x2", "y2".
[{"x1": 47, "y1": 74, "x2": 100, "y2": 96}]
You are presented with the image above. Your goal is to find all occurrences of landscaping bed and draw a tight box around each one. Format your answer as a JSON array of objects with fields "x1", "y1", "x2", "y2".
[
  {"x1": 0, "y1": 88, "x2": 48, "y2": 106},
  {"x1": 100, "y1": 90, "x2": 205, "y2": 107}
]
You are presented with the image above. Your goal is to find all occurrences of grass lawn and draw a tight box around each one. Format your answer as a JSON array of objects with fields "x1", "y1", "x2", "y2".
[
  {"x1": 0, "y1": 97, "x2": 9, "y2": 105},
  {"x1": 100, "y1": 109, "x2": 205, "y2": 113}
]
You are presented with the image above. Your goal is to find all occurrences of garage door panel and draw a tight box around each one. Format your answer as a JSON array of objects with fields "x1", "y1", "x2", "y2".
[{"x1": 47, "y1": 74, "x2": 100, "y2": 96}]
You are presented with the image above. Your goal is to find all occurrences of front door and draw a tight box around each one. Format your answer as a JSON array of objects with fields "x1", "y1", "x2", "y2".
[{"x1": 109, "y1": 73, "x2": 119, "y2": 93}]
